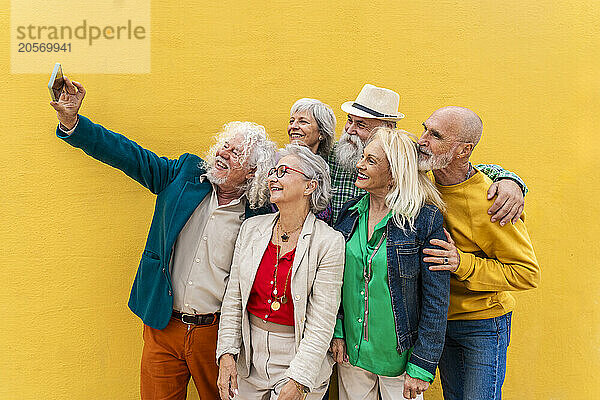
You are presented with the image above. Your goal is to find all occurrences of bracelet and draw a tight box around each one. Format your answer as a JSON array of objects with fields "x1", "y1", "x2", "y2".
[{"x1": 293, "y1": 380, "x2": 309, "y2": 399}]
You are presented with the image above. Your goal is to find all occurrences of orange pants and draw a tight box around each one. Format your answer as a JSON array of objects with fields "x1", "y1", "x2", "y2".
[{"x1": 141, "y1": 317, "x2": 219, "y2": 400}]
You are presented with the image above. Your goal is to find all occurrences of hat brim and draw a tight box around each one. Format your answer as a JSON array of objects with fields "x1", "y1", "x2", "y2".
[{"x1": 341, "y1": 101, "x2": 405, "y2": 121}]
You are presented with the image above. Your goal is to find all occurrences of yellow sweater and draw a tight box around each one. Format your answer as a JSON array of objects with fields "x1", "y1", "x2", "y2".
[{"x1": 436, "y1": 169, "x2": 540, "y2": 320}]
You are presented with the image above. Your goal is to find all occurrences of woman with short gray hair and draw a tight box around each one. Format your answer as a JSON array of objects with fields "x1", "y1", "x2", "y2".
[
  {"x1": 287, "y1": 98, "x2": 337, "y2": 223},
  {"x1": 217, "y1": 143, "x2": 345, "y2": 400},
  {"x1": 288, "y1": 98, "x2": 336, "y2": 159}
]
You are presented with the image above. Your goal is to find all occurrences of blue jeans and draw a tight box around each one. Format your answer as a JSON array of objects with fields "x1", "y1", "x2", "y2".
[{"x1": 438, "y1": 312, "x2": 512, "y2": 400}]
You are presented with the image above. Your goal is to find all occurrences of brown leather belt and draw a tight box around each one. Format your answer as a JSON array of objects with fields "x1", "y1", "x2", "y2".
[
  {"x1": 249, "y1": 313, "x2": 295, "y2": 334},
  {"x1": 172, "y1": 310, "x2": 220, "y2": 325}
]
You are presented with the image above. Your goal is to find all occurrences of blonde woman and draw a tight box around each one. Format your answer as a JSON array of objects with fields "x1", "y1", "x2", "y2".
[
  {"x1": 331, "y1": 128, "x2": 450, "y2": 400},
  {"x1": 216, "y1": 144, "x2": 345, "y2": 400}
]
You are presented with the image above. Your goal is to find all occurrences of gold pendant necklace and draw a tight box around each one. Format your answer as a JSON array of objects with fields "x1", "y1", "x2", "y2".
[
  {"x1": 271, "y1": 223, "x2": 282, "y2": 311},
  {"x1": 270, "y1": 220, "x2": 295, "y2": 311}
]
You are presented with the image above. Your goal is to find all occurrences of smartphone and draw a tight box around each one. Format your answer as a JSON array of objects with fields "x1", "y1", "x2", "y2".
[{"x1": 48, "y1": 63, "x2": 64, "y2": 102}]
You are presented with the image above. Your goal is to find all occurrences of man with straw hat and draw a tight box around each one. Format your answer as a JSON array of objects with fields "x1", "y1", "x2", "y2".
[{"x1": 327, "y1": 83, "x2": 528, "y2": 224}]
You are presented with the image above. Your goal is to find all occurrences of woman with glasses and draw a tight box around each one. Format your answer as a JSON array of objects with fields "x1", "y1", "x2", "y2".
[
  {"x1": 216, "y1": 144, "x2": 345, "y2": 400},
  {"x1": 331, "y1": 128, "x2": 450, "y2": 400}
]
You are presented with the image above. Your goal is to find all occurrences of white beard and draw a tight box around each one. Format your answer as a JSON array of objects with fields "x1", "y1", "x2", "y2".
[
  {"x1": 335, "y1": 131, "x2": 365, "y2": 171},
  {"x1": 206, "y1": 156, "x2": 228, "y2": 185},
  {"x1": 417, "y1": 145, "x2": 453, "y2": 171}
]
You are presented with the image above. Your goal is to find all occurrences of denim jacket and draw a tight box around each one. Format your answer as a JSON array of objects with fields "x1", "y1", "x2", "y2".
[{"x1": 334, "y1": 196, "x2": 451, "y2": 375}]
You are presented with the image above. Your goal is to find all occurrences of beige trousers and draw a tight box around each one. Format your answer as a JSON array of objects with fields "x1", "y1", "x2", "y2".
[
  {"x1": 235, "y1": 321, "x2": 329, "y2": 400},
  {"x1": 337, "y1": 362, "x2": 424, "y2": 400}
]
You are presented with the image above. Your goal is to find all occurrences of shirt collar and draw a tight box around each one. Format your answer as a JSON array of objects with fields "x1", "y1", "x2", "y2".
[
  {"x1": 200, "y1": 174, "x2": 247, "y2": 208},
  {"x1": 349, "y1": 193, "x2": 371, "y2": 215},
  {"x1": 350, "y1": 193, "x2": 393, "y2": 230},
  {"x1": 377, "y1": 210, "x2": 394, "y2": 230}
]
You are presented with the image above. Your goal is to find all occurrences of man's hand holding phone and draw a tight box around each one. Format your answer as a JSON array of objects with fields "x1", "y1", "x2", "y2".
[{"x1": 50, "y1": 77, "x2": 86, "y2": 131}]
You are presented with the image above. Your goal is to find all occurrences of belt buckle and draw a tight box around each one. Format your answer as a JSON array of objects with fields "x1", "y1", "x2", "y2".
[{"x1": 180, "y1": 313, "x2": 196, "y2": 325}]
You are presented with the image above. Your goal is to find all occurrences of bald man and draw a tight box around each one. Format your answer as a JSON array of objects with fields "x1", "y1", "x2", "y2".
[{"x1": 418, "y1": 107, "x2": 540, "y2": 400}]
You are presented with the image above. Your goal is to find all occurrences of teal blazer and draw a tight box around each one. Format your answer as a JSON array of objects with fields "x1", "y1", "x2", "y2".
[{"x1": 57, "y1": 115, "x2": 267, "y2": 329}]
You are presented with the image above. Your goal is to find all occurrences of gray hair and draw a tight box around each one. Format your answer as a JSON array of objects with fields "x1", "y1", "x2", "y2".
[
  {"x1": 203, "y1": 121, "x2": 277, "y2": 209},
  {"x1": 290, "y1": 98, "x2": 337, "y2": 158},
  {"x1": 278, "y1": 143, "x2": 332, "y2": 213}
]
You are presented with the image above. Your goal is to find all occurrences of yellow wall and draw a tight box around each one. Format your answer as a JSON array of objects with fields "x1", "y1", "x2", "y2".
[{"x1": 2, "y1": 1, "x2": 598, "y2": 398}]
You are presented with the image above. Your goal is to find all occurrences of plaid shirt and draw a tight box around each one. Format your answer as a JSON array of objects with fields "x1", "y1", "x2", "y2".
[
  {"x1": 326, "y1": 143, "x2": 528, "y2": 224},
  {"x1": 326, "y1": 143, "x2": 364, "y2": 224},
  {"x1": 475, "y1": 163, "x2": 528, "y2": 196}
]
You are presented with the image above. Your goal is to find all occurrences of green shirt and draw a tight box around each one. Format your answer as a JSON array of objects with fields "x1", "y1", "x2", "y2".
[{"x1": 333, "y1": 194, "x2": 433, "y2": 381}]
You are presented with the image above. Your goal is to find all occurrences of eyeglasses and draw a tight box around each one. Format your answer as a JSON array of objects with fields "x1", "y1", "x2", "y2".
[{"x1": 267, "y1": 165, "x2": 311, "y2": 180}]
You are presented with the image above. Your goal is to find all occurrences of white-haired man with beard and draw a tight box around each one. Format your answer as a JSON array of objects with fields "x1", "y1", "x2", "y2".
[
  {"x1": 49, "y1": 77, "x2": 276, "y2": 400},
  {"x1": 419, "y1": 106, "x2": 540, "y2": 400},
  {"x1": 327, "y1": 84, "x2": 529, "y2": 225}
]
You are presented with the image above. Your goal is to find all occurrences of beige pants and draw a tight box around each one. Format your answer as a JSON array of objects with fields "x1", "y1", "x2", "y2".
[
  {"x1": 236, "y1": 320, "x2": 329, "y2": 400},
  {"x1": 337, "y1": 362, "x2": 424, "y2": 400}
]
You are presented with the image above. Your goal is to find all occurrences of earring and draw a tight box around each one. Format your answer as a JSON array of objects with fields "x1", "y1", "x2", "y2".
[
  {"x1": 319, "y1": 136, "x2": 323, "y2": 141},
  {"x1": 305, "y1": 180, "x2": 317, "y2": 195}
]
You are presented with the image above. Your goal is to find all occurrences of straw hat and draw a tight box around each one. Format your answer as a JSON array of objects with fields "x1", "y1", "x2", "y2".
[{"x1": 341, "y1": 84, "x2": 405, "y2": 121}]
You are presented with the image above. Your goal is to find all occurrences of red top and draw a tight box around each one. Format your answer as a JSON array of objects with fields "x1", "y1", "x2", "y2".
[{"x1": 247, "y1": 241, "x2": 295, "y2": 326}]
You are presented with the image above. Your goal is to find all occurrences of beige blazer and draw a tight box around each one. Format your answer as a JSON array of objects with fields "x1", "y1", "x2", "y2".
[{"x1": 216, "y1": 212, "x2": 345, "y2": 390}]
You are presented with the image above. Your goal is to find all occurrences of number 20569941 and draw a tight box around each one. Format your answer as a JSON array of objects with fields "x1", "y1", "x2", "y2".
[{"x1": 18, "y1": 42, "x2": 71, "y2": 52}]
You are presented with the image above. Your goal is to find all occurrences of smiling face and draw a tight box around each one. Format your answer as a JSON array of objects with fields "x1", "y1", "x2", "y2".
[
  {"x1": 268, "y1": 155, "x2": 314, "y2": 209},
  {"x1": 355, "y1": 138, "x2": 392, "y2": 197},
  {"x1": 344, "y1": 114, "x2": 385, "y2": 143},
  {"x1": 287, "y1": 110, "x2": 321, "y2": 153},
  {"x1": 208, "y1": 132, "x2": 255, "y2": 190}
]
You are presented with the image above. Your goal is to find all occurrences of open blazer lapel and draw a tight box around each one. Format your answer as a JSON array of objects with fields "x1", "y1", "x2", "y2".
[{"x1": 290, "y1": 212, "x2": 315, "y2": 281}]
